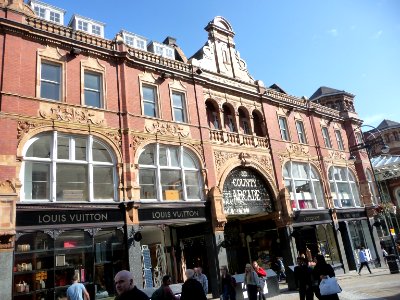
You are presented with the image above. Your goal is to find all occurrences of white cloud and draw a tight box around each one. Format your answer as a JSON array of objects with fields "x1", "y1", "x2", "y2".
[
  {"x1": 372, "y1": 30, "x2": 383, "y2": 39},
  {"x1": 361, "y1": 114, "x2": 387, "y2": 127},
  {"x1": 327, "y1": 29, "x2": 338, "y2": 37}
]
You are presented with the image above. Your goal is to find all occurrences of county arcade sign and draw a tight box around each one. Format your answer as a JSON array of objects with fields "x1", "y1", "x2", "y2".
[{"x1": 222, "y1": 168, "x2": 272, "y2": 215}]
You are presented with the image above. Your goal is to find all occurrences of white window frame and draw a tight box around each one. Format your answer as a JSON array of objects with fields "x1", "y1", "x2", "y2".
[
  {"x1": 335, "y1": 130, "x2": 344, "y2": 150},
  {"x1": 278, "y1": 116, "x2": 290, "y2": 141},
  {"x1": 283, "y1": 161, "x2": 326, "y2": 210},
  {"x1": 49, "y1": 11, "x2": 60, "y2": 23},
  {"x1": 142, "y1": 84, "x2": 159, "y2": 118},
  {"x1": 92, "y1": 25, "x2": 101, "y2": 36},
  {"x1": 322, "y1": 127, "x2": 332, "y2": 148},
  {"x1": 40, "y1": 61, "x2": 62, "y2": 101},
  {"x1": 329, "y1": 166, "x2": 361, "y2": 208},
  {"x1": 21, "y1": 131, "x2": 117, "y2": 202},
  {"x1": 138, "y1": 144, "x2": 203, "y2": 201},
  {"x1": 84, "y1": 71, "x2": 103, "y2": 108},
  {"x1": 78, "y1": 20, "x2": 89, "y2": 32},
  {"x1": 171, "y1": 91, "x2": 187, "y2": 123},
  {"x1": 295, "y1": 120, "x2": 307, "y2": 144},
  {"x1": 35, "y1": 6, "x2": 46, "y2": 18}
]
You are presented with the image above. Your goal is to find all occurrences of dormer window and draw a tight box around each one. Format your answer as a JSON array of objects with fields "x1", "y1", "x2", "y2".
[
  {"x1": 148, "y1": 41, "x2": 175, "y2": 60},
  {"x1": 69, "y1": 15, "x2": 105, "y2": 38},
  {"x1": 29, "y1": 0, "x2": 65, "y2": 25},
  {"x1": 121, "y1": 30, "x2": 147, "y2": 51}
]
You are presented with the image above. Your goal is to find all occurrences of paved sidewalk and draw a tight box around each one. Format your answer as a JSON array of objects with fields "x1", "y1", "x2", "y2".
[{"x1": 209, "y1": 266, "x2": 400, "y2": 300}]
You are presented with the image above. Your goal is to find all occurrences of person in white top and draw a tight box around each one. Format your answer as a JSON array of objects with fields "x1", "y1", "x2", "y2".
[{"x1": 358, "y1": 247, "x2": 372, "y2": 275}]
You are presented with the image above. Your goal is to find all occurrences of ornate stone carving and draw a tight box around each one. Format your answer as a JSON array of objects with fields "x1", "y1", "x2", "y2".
[
  {"x1": 328, "y1": 150, "x2": 347, "y2": 161},
  {"x1": 131, "y1": 135, "x2": 147, "y2": 154},
  {"x1": 145, "y1": 120, "x2": 189, "y2": 138},
  {"x1": 214, "y1": 151, "x2": 237, "y2": 174},
  {"x1": 190, "y1": 143, "x2": 205, "y2": 165},
  {"x1": 278, "y1": 143, "x2": 310, "y2": 162},
  {"x1": 106, "y1": 130, "x2": 122, "y2": 148},
  {"x1": 0, "y1": 180, "x2": 16, "y2": 194},
  {"x1": 17, "y1": 120, "x2": 44, "y2": 140},
  {"x1": 39, "y1": 105, "x2": 104, "y2": 125},
  {"x1": 257, "y1": 155, "x2": 272, "y2": 172}
]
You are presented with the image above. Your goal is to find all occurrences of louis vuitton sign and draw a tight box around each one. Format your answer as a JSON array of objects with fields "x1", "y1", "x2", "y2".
[
  {"x1": 17, "y1": 209, "x2": 123, "y2": 227},
  {"x1": 139, "y1": 206, "x2": 206, "y2": 221}
]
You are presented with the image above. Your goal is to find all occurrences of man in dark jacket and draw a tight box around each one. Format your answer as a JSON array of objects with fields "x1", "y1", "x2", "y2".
[
  {"x1": 180, "y1": 269, "x2": 207, "y2": 300},
  {"x1": 114, "y1": 270, "x2": 149, "y2": 300}
]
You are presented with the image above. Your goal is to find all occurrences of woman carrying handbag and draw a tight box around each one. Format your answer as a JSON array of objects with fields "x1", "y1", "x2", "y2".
[{"x1": 312, "y1": 255, "x2": 340, "y2": 300}]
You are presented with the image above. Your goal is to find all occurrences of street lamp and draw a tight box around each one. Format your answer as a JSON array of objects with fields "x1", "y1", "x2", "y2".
[{"x1": 348, "y1": 125, "x2": 399, "y2": 259}]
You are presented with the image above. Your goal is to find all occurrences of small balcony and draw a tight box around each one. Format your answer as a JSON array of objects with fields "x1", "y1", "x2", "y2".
[{"x1": 209, "y1": 129, "x2": 269, "y2": 148}]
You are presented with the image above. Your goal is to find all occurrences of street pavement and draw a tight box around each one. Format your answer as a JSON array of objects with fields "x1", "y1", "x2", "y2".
[{"x1": 209, "y1": 266, "x2": 400, "y2": 300}]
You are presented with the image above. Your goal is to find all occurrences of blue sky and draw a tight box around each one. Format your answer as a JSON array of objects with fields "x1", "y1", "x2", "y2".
[{"x1": 43, "y1": 0, "x2": 399, "y2": 128}]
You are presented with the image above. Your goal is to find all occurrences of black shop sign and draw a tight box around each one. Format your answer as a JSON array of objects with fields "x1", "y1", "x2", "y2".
[
  {"x1": 293, "y1": 210, "x2": 332, "y2": 225},
  {"x1": 17, "y1": 209, "x2": 123, "y2": 227},
  {"x1": 336, "y1": 210, "x2": 366, "y2": 220},
  {"x1": 222, "y1": 168, "x2": 272, "y2": 215},
  {"x1": 139, "y1": 206, "x2": 206, "y2": 221}
]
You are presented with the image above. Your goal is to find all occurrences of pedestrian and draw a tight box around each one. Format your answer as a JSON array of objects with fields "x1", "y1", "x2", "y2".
[
  {"x1": 180, "y1": 269, "x2": 207, "y2": 300},
  {"x1": 294, "y1": 256, "x2": 314, "y2": 300},
  {"x1": 244, "y1": 263, "x2": 260, "y2": 300},
  {"x1": 220, "y1": 265, "x2": 236, "y2": 300},
  {"x1": 151, "y1": 275, "x2": 179, "y2": 300},
  {"x1": 312, "y1": 255, "x2": 339, "y2": 300},
  {"x1": 382, "y1": 248, "x2": 388, "y2": 265},
  {"x1": 252, "y1": 261, "x2": 266, "y2": 300},
  {"x1": 194, "y1": 266, "x2": 208, "y2": 296},
  {"x1": 114, "y1": 270, "x2": 149, "y2": 300},
  {"x1": 66, "y1": 273, "x2": 90, "y2": 300},
  {"x1": 358, "y1": 247, "x2": 372, "y2": 275}
]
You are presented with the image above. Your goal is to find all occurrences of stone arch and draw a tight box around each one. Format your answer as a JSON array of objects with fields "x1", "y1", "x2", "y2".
[{"x1": 17, "y1": 125, "x2": 122, "y2": 165}]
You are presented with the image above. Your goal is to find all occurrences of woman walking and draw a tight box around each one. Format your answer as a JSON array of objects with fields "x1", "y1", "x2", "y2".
[
  {"x1": 244, "y1": 263, "x2": 260, "y2": 300},
  {"x1": 219, "y1": 265, "x2": 236, "y2": 300},
  {"x1": 312, "y1": 255, "x2": 339, "y2": 300}
]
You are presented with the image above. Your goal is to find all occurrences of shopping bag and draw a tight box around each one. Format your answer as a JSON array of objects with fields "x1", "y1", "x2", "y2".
[{"x1": 319, "y1": 276, "x2": 342, "y2": 295}]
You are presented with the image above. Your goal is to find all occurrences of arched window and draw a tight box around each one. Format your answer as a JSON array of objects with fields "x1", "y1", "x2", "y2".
[
  {"x1": 205, "y1": 100, "x2": 220, "y2": 130},
  {"x1": 366, "y1": 170, "x2": 378, "y2": 205},
  {"x1": 222, "y1": 103, "x2": 236, "y2": 132},
  {"x1": 22, "y1": 131, "x2": 117, "y2": 202},
  {"x1": 238, "y1": 107, "x2": 251, "y2": 135},
  {"x1": 283, "y1": 161, "x2": 325, "y2": 210},
  {"x1": 252, "y1": 110, "x2": 264, "y2": 137},
  {"x1": 329, "y1": 166, "x2": 361, "y2": 208},
  {"x1": 138, "y1": 144, "x2": 202, "y2": 201}
]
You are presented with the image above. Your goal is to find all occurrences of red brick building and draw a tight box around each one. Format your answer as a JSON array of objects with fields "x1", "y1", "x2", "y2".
[{"x1": 0, "y1": 1, "x2": 386, "y2": 299}]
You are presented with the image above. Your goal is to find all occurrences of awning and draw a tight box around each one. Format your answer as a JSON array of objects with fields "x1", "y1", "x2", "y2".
[{"x1": 371, "y1": 155, "x2": 400, "y2": 181}]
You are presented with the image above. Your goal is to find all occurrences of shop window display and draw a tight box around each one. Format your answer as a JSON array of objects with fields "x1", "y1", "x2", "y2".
[{"x1": 13, "y1": 229, "x2": 124, "y2": 299}]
